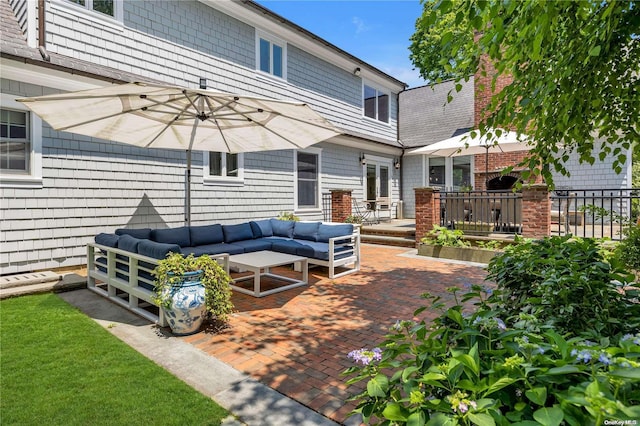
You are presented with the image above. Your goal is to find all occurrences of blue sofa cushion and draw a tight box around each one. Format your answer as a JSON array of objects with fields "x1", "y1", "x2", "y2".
[
  {"x1": 222, "y1": 223, "x2": 254, "y2": 243},
  {"x1": 232, "y1": 239, "x2": 273, "y2": 253},
  {"x1": 295, "y1": 240, "x2": 354, "y2": 261},
  {"x1": 95, "y1": 233, "x2": 119, "y2": 247},
  {"x1": 190, "y1": 224, "x2": 224, "y2": 246},
  {"x1": 293, "y1": 221, "x2": 320, "y2": 241},
  {"x1": 151, "y1": 226, "x2": 191, "y2": 247},
  {"x1": 181, "y1": 243, "x2": 244, "y2": 256},
  {"x1": 137, "y1": 239, "x2": 181, "y2": 260},
  {"x1": 250, "y1": 219, "x2": 273, "y2": 238},
  {"x1": 115, "y1": 228, "x2": 152, "y2": 239},
  {"x1": 117, "y1": 234, "x2": 141, "y2": 253},
  {"x1": 317, "y1": 224, "x2": 353, "y2": 243},
  {"x1": 270, "y1": 219, "x2": 295, "y2": 238},
  {"x1": 270, "y1": 239, "x2": 308, "y2": 255}
]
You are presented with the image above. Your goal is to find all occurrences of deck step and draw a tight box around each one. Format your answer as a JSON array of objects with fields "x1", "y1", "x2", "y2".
[
  {"x1": 361, "y1": 234, "x2": 416, "y2": 248},
  {"x1": 0, "y1": 273, "x2": 86, "y2": 299},
  {"x1": 0, "y1": 271, "x2": 61, "y2": 289}
]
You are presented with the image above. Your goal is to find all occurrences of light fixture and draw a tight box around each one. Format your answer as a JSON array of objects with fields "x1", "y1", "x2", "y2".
[
  {"x1": 360, "y1": 153, "x2": 366, "y2": 166},
  {"x1": 199, "y1": 77, "x2": 207, "y2": 89},
  {"x1": 353, "y1": 67, "x2": 361, "y2": 76},
  {"x1": 394, "y1": 158, "x2": 401, "y2": 169}
]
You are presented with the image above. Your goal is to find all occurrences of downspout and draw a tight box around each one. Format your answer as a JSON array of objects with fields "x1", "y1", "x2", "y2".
[{"x1": 37, "y1": 0, "x2": 50, "y2": 61}]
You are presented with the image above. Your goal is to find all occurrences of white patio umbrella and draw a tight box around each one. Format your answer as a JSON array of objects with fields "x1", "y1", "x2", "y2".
[
  {"x1": 406, "y1": 129, "x2": 531, "y2": 181},
  {"x1": 18, "y1": 82, "x2": 341, "y2": 225}
]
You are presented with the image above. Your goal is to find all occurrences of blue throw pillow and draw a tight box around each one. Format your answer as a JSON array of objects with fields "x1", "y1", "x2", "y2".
[
  {"x1": 317, "y1": 224, "x2": 353, "y2": 242},
  {"x1": 293, "y1": 221, "x2": 320, "y2": 241},
  {"x1": 151, "y1": 226, "x2": 191, "y2": 247},
  {"x1": 189, "y1": 224, "x2": 224, "y2": 246},
  {"x1": 95, "y1": 233, "x2": 119, "y2": 247},
  {"x1": 270, "y1": 219, "x2": 295, "y2": 238},
  {"x1": 115, "y1": 228, "x2": 152, "y2": 239},
  {"x1": 117, "y1": 234, "x2": 141, "y2": 253},
  {"x1": 250, "y1": 219, "x2": 273, "y2": 238},
  {"x1": 137, "y1": 239, "x2": 181, "y2": 260},
  {"x1": 222, "y1": 223, "x2": 254, "y2": 243}
]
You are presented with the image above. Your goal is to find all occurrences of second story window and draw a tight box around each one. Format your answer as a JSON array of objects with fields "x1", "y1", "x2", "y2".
[
  {"x1": 364, "y1": 84, "x2": 389, "y2": 123},
  {"x1": 257, "y1": 33, "x2": 286, "y2": 79},
  {"x1": 67, "y1": 0, "x2": 116, "y2": 17}
]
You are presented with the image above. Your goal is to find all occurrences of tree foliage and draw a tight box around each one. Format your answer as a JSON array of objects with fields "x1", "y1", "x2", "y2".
[{"x1": 409, "y1": 0, "x2": 640, "y2": 187}]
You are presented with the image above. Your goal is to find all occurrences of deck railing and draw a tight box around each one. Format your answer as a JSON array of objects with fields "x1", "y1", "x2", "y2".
[
  {"x1": 438, "y1": 190, "x2": 523, "y2": 235},
  {"x1": 550, "y1": 188, "x2": 639, "y2": 240}
]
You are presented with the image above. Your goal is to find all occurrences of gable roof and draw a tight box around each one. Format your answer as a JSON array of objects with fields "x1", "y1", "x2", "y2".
[{"x1": 399, "y1": 78, "x2": 475, "y2": 148}]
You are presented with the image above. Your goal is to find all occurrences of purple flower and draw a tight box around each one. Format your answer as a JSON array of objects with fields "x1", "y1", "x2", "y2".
[
  {"x1": 496, "y1": 318, "x2": 507, "y2": 331},
  {"x1": 458, "y1": 402, "x2": 469, "y2": 413},
  {"x1": 598, "y1": 353, "x2": 612, "y2": 365},
  {"x1": 575, "y1": 350, "x2": 592, "y2": 363},
  {"x1": 348, "y1": 348, "x2": 382, "y2": 366}
]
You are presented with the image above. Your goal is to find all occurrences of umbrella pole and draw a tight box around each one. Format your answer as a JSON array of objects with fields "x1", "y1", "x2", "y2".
[{"x1": 186, "y1": 149, "x2": 191, "y2": 227}]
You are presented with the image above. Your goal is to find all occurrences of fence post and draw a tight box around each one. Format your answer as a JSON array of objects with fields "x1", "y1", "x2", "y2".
[
  {"x1": 415, "y1": 187, "x2": 441, "y2": 246},
  {"x1": 330, "y1": 189, "x2": 352, "y2": 223},
  {"x1": 521, "y1": 184, "x2": 550, "y2": 239}
]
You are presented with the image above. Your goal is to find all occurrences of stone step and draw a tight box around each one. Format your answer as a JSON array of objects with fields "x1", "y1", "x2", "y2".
[
  {"x1": 361, "y1": 234, "x2": 416, "y2": 248},
  {"x1": 0, "y1": 270, "x2": 61, "y2": 289},
  {"x1": 0, "y1": 273, "x2": 86, "y2": 299}
]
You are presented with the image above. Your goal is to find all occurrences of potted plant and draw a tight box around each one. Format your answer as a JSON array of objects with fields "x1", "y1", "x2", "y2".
[{"x1": 153, "y1": 253, "x2": 233, "y2": 335}]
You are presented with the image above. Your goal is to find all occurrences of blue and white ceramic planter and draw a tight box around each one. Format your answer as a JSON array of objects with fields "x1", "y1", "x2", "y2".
[{"x1": 161, "y1": 270, "x2": 206, "y2": 336}]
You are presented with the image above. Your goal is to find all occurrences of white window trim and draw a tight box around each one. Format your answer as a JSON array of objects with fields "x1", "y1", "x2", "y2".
[
  {"x1": 362, "y1": 81, "x2": 391, "y2": 125},
  {"x1": 203, "y1": 152, "x2": 244, "y2": 186},
  {"x1": 424, "y1": 155, "x2": 475, "y2": 190},
  {"x1": 294, "y1": 147, "x2": 322, "y2": 214},
  {"x1": 255, "y1": 30, "x2": 287, "y2": 81},
  {"x1": 0, "y1": 93, "x2": 43, "y2": 188},
  {"x1": 53, "y1": 0, "x2": 124, "y2": 30}
]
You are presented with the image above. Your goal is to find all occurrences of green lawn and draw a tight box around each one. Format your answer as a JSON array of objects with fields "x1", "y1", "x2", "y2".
[{"x1": 1, "y1": 293, "x2": 229, "y2": 425}]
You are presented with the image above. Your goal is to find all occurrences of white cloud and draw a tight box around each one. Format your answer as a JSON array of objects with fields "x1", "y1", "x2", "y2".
[{"x1": 352, "y1": 16, "x2": 371, "y2": 34}]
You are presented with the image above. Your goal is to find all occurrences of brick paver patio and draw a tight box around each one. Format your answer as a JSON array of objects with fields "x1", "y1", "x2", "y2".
[{"x1": 182, "y1": 245, "x2": 488, "y2": 424}]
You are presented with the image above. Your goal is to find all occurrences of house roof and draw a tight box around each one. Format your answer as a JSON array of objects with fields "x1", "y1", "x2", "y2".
[
  {"x1": 399, "y1": 78, "x2": 475, "y2": 148},
  {"x1": 0, "y1": 0, "x2": 160, "y2": 85}
]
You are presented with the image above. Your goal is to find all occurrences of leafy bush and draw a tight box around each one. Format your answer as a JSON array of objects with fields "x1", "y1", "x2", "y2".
[
  {"x1": 345, "y1": 214, "x2": 363, "y2": 224},
  {"x1": 344, "y1": 288, "x2": 640, "y2": 425},
  {"x1": 486, "y1": 235, "x2": 639, "y2": 337},
  {"x1": 421, "y1": 225, "x2": 470, "y2": 247},
  {"x1": 615, "y1": 223, "x2": 640, "y2": 277},
  {"x1": 277, "y1": 211, "x2": 300, "y2": 221}
]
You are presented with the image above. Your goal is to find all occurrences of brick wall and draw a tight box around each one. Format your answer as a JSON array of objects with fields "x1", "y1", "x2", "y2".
[
  {"x1": 414, "y1": 187, "x2": 440, "y2": 245},
  {"x1": 474, "y1": 52, "x2": 513, "y2": 128},
  {"x1": 330, "y1": 190, "x2": 352, "y2": 223},
  {"x1": 521, "y1": 185, "x2": 550, "y2": 239}
]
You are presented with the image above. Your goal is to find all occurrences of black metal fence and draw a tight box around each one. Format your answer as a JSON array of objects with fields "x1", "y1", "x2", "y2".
[
  {"x1": 437, "y1": 190, "x2": 523, "y2": 235},
  {"x1": 322, "y1": 192, "x2": 332, "y2": 222},
  {"x1": 550, "y1": 188, "x2": 639, "y2": 240}
]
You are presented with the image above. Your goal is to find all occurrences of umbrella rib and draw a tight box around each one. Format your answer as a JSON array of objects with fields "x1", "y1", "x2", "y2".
[
  {"x1": 143, "y1": 99, "x2": 195, "y2": 148},
  {"x1": 233, "y1": 98, "x2": 338, "y2": 132},
  {"x1": 203, "y1": 96, "x2": 234, "y2": 152}
]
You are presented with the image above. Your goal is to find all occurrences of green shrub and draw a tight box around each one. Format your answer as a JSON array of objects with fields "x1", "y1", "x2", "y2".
[
  {"x1": 421, "y1": 225, "x2": 470, "y2": 247},
  {"x1": 277, "y1": 211, "x2": 300, "y2": 221},
  {"x1": 344, "y1": 288, "x2": 640, "y2": 425},
  {"x1": 486, "y1": 235, "x2": 639, "y2": 337},
  {"x1": 615, "y1": 223, "x2": 640, "y2": 277}
]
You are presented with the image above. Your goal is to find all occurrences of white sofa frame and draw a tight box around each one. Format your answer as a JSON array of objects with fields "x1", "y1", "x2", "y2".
[
  {"x1": 306, "y1": 228, "x2": 361, "y2": 279},
  {"x1": 86, "y1": 243, "x2": 229, "y2": 327}
]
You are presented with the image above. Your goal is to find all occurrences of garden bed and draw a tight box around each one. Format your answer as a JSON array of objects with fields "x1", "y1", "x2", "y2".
[{"x1": 417, "y1": 244, "x2": 498, "y2": 263}]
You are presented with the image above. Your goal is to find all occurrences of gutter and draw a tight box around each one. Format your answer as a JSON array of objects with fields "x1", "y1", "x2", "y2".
[{"x1": 37, "y1": 0, "x2": 50, "y2": 61}]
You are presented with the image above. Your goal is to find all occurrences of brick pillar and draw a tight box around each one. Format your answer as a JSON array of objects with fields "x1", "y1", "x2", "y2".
[
  {"x1": 521, "y1": 184, "x2": 550, "y2": 239},
  {"x1": 415, "y1": 187, "x2": 441, "y2": 246},
  {"x1": 330, "y1": 189, "x2": 352, "y2": 223}
]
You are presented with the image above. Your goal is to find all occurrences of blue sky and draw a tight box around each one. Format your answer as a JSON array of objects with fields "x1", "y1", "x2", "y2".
[{"x1": 255, "y1": 0, "x2": 427, "y2": 88}]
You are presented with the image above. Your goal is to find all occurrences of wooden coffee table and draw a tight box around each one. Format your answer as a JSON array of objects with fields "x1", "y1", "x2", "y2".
[{"x1": 228, "y1": 250, "x2": 308, "y2": 297}]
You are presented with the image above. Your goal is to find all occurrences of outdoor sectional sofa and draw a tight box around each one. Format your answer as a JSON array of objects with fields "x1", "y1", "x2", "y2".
[{"x1": 86, "y1": 219, "x2": 360, "y2": 326}]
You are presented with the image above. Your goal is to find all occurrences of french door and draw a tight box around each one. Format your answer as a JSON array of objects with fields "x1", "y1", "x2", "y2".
[{"x1": 364, "y1": 159, "x2": 391, "y2": 201}]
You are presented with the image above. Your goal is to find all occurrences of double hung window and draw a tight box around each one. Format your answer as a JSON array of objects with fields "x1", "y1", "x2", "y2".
[
  {"x1": 295, "y1": 149, "x2": 321, "y2": 211},
  {"x1": 0, "y1": 109, "x2": 29, "y2": 174},
  {"x1": 67, "y1": 0, "x2": 117, "y2": 17}
]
